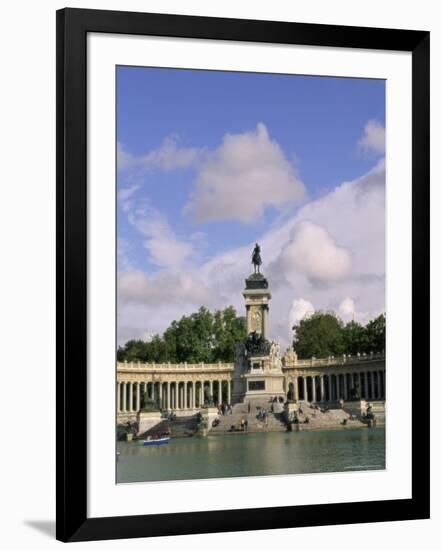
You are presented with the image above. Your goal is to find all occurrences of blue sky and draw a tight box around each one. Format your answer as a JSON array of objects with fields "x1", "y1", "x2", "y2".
[{"x1": 117, "y1": 66, "x2": 385, "y2": 346}]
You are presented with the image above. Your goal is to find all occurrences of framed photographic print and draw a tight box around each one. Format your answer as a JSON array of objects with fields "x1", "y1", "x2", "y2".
[{"x1": 56, "y1": 8, "x2": 430, "y2": 542}]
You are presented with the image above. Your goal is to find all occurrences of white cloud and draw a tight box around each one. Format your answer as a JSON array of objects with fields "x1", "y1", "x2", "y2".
[
  {"x1": 288, "y1": 299, "x2": 315, "y2": 329},
  {"x1": 118, "y1": 162, "x2": 385, "y2": 346},
  {"x1": 118, "y1": 184, "x2": 139, "y2": 201},
  {"x1": 117, "y1": 142, "x2": 135, "y2": 171},
  {"x1": 117, "y1": 136, "x2": 205, "y2": 174},
  {"x1": 184, "y1": 123, "x2": 306, "y2": 223},
  {"x1": 358, "y1": 119, "x2": 385, "y2": 155},
  {"x1": 338, "y1": 297, "x2": 355, "y2": 318},
  {"x1": 125, "y1": 199, "x2": 196, "y2": 269},
  {"x1": 271, "y1": 220, "x2": 352, "y2": 284},
  {"x1": 117, "y1": 238, "x2": 132, "y2": 271},
  {"x1": 118, "y1": 270, "x2": 212, "y2": 307}
]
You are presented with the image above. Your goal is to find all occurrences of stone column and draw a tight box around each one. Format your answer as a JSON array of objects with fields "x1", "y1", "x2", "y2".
[
  {"x1": 167, "y1": 382, "x2": 171, "y2": 410},
  {"x1": 117, "y1": 382, "x2": 121, "y2": 412},
  {"x1": 128, "y1": 382, "x2": 133, "y2": 412},
  {"x1": 218, "y1": 380, "x2": 222, "y2": 405},
  {"x1": 201, "y1": 382, "x2": 205, "y2": 406},
  {"x1": 293, "y1": 378, "x2": 299, "y2": 401},
  {"x1": 209, "y1": 380, "x2": 213, "y2": 402},
  {"x1": 227, "y1": 380, "x2": 231, "y2": 404},
  {"x1": 343, "y1": 374, "x2": 348, "y2": 400},
  {"x1": 122, "y1": 382, "x2": 127, "y2": 412},
  {"x1": 327, "y1": 376, "x2": 332, "y2": 401},
  {"x1": 303, "y1": 377, "x2": 308, "y2": 401},
  {"x1": 370, "y1": 372, "x2": 375, "y2": 400},
  {"x1": 151, "y1": 382, "x2": 155, "y2": 403},
  {"x1": 184, "y1": 382, "x2": 187, "y2": 409},
  {"x1": 361, "y1": 373, "x2": 366, "y2": 399},
  {"x1": 136, "y1": 382, "x2": 141, "y2": 411},
  {"x1": 350, "y1": 373, "x2": 354, "y2": 397},
  {"x1": 312, "y1": 377, "x2": 317, "y2": 402},
  {"x1": 320, "y1": 377, "x2": 325, "y2": 402}
]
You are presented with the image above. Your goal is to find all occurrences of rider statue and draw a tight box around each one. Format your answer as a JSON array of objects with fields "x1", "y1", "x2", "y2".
[{"x1": 251, "y1": 243, "x2": 262, "y2": 274}]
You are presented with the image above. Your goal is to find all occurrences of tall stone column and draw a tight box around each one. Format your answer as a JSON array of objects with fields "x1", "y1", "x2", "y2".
[
  {"x1": 184, "y1": 382, "x2": 187, "y2": 409},
  {"x1": 343, "y1": 374, "x2": 348, "y2": 400},
  {"x1": 303, "y1": 377, "x2": 308, "y2": 402},
  {"x1": 201, "y1": 382, "x2": 205, "y2": 406},
  {"x1": 218, "y1": 381, "x2": 222, "y2": 405},
  {"x1": 136, "y1": 382, "x2": 141, "y2": 411},
  {"x1": 356, "y1": 373, "x2": 361, "y2": 398},
  {"x1": 294, "y1": 378, "x2": 299, "y2": 401},
  {"x1": 151, "y1": 382, "x2": 155, "y2": 403},
  {"x1": 312, "y1": 377, "x2": 317, "y2": 402},
  {"x1": 117, "y1": 382, "x2": 121, "y2": 412},
  {"x1": 227, "y1": 380, "x2": 231, "y2": 404},
  {"x1": 328, "y1": 376, "x2": 332, "y2": 401},
  {"x1": 370, "y1": 372, "x2": 375, "y2": 400},
  {"x1": 320, "y1": 377, "x2": 325, "y2": 402},
  {"x1": 167, "y1": 382, "x2": 171, "y2": 410},
  {"x1": 122, "y1": 382, "x2": 127, "y2": 412},
  {"x1": 128, "y1": 382, "x2": 133, "y2": 412},
  {"x1": 361, "y1": 373, "x2": 366, "y2": 399}
]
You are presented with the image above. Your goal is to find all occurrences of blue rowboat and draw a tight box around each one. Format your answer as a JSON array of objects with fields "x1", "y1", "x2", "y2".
[{"x1": 141, "y1": 436, "x2": 170, "y2": 446}]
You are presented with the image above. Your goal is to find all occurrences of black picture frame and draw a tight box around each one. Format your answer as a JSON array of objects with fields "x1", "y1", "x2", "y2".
[{"x1": 56, "y1": 8, "x2": 430, "y2": 543}]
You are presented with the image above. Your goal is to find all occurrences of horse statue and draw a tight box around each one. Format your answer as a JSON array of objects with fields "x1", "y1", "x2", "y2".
[{"x1": 251, "y1": 243, "x2": 262, "y2": 274}]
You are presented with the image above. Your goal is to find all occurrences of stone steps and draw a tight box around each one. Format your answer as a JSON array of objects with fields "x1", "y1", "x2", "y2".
[
  {"x1": 290, "y1": 402, "x2": 366, "y2": 429},
  {"x1": 138, "y1": 415, "x2": 199, "y2": 438},
  {"x1": 210, "y1": 408, "x2": 287, "y2": 435}
]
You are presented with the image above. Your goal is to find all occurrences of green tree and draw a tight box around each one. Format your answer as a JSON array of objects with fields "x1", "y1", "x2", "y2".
[
  {"x1": 117, "y1": 306, "x2": 246, "y2": 363},
  {"x1": 342, "y1": 320, "x2": 370, "y2": 355},
  {"x1": 293, "y1": 312, "x2": 345, "y2": 359},
  {"x1": 212, "y1": 306, "x2": 247, "y2": 362},
  {"x1": 365, "y1": 314, "x2": 386, "y2": 353}
]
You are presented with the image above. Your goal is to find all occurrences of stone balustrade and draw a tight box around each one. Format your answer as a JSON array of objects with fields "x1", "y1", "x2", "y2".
[
  {"x1": 284, "y1": 352, "x2": 385, "y2": 369},
  {"x1": 117, "y1": 361, "x2": 234, "y2": 372}
]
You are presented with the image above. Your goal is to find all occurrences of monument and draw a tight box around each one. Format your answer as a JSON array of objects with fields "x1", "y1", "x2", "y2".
[{"x1": 232, "y1": 244, "x2": 286, "y2": 403}]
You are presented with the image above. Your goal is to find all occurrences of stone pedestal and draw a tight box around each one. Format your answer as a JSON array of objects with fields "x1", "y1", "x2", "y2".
[
  {"x1": 342, "y1": 400, "x2": 367, "y2": 418},
  {"x1": 243, "y1": 273, "x2": 271, "y2": 339},
  {"x1": 202, "y1": 407, "x2": 219, "y2": 431},
  {"x1": 283, "y1": 402, "x2": 299, "y2": 423},
  {"x1": 243, "y1": 369, "x2": 285, "y2": 400},
  {"x1": 137, "y1": 410, "x2": 162, "y2": 434}
]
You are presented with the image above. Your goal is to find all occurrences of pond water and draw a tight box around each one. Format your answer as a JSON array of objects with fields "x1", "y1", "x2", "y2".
[{"x1": 116, "y1": 427, "x2": 385, "y2": 483}]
